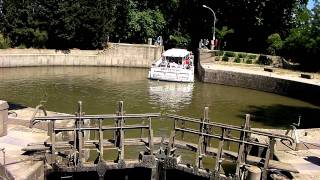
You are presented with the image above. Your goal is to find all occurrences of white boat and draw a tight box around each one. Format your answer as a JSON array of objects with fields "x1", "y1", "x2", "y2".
[{"x1": 148, "y1": 48, "x2": 194, "y2": 82}]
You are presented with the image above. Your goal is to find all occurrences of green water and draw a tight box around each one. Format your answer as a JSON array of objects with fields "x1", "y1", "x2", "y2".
[
  {"x1": 1, "y1": 66, "x2": 319, "y2": 170},
  {"x1": 1, "y1": 66, "x2": 319, "y2": 129}
]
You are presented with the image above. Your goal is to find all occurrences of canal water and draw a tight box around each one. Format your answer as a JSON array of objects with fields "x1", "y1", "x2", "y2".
[
  {"x1": 1, "y1": 66, "x2": 319, "y2": 129},
  {"x1": 1, "y1": 66, "x2": 319, "y2": 171}
]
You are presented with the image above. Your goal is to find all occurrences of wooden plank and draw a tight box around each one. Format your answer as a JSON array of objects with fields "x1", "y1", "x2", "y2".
[
  {"x1": 148, "y1": 129, "x2": 154, "y2": 155},
  {"x1": 168, "y1": 131, "x2": 175, "y2": 156},
  {"x1": 214, "y1": 129, "x2": 225, "y2": 173},
  {"x1": 99, "y1": 119, "x2": 104, "y2": 161},
  {"x1": 262, "y1": 148, "x2": 271, "y2": 180},
  {"x1": 195, "y1": 136, "x2": 204, "y2": 169},
  {"x1": 51, "y1": 120, "x2": 56, "y2": 163}
]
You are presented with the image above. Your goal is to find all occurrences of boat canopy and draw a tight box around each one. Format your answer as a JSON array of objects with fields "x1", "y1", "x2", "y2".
[{"x1": 162, "y1": 49, "x2": 190, "y2": 57}]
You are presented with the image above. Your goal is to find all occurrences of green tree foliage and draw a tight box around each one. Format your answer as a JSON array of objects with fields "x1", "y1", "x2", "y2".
[
  {"x1": 266, "y1": 33, "x2": 283, "y2": 55},
  {"x1": 168, "y1": 32, "x2": 190, "y2": 48},
  {"x1": 0, "y1": 0, "x2": 314, "y2": 68},
  {"x1": 215, "y1": 26, "x2": 234, "y2": 40},
  {"x1": 0, "y1": 0, "x2": 48, "y2": 48},
  {"x1": 279, "y1": 2, "x2": 320, "y2": 71},
  {"x1": 0, "y1": 0, "x2": 116, "y2": 49},
  {"x1": 127, "y1": 9, "x2": 165, "y2": 43}
]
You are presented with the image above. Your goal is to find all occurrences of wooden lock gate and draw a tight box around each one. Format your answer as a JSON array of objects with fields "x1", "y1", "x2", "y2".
[{"x1": 25, "y1": 101, "x2": 297, "y2": 180}]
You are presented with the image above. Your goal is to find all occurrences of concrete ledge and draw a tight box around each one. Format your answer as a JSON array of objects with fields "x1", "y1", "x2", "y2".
[
  {"x1": 0, "y1": 43, "x2": 163, "y2": 68},
  {"x1": 198, "y1": 64, "x2": 320, "y2": 106}
]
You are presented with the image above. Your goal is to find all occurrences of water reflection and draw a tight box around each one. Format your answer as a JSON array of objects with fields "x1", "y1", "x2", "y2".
[{"x1": 148, "y1": 81, "x2": 194, "y2": 113}]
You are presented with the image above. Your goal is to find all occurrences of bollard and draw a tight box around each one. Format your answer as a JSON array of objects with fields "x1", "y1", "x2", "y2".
[
  {"x1": 0, "y1": 100, "x2": 9, "y2": 137},
  {"x1": 246, "y1": 166, "x2": 261, "y2": 180}
]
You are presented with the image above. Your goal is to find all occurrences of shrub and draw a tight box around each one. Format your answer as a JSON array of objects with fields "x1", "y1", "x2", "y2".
[
  {"x1": 17, "y1": 44, "x2": 27, "y2": 49},
  {"x1": 213, "y1": 50, "x2": 224, "y2": 56},
  {"x1": 256, "y1": 55, "x2": 273, "y2": 65},
  {"x1": 234, "y1": 57, "x2": 241, "y2": 63},
  {"x1": 245, "y1": 59, "x2": 253, "y2": 64},
  {"x1": 266, "y1": 33, "x2": 283, "y2": 55},
  {"x1": 215, "y1": 56, "x2": 220, "y2": 61},
  {"x1": 218, "y1": 51, "x2": 224, "y2": 56},
  {"x1": 222, "y1": 55, "x2": 229, "y2": 61},
  {"x1": 248, "y1": 54, "x2": 257, "y2": 59},
  {"x1": 238, "y1": 53, "x2": 247, "y2": 58},
  {"x1": 0, "y1": 34, "x2": 11, "y2": 49},
  {"x1": 225, "y1": 51, "x2": 235, "y2": 57}
]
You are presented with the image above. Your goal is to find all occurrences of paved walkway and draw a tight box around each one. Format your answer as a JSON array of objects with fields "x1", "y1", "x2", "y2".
[
  {"x1": 253, "y1": 128, "x2": 320, "y2": 180},
  {"x1": 0, "y1": 107, "x2": 72, "y2": 179},
  {"x1": 0, "y1": 124, "x2": 48, "y2": 179}
]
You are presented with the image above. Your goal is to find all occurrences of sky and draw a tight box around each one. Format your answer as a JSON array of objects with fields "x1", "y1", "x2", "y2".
[{"x1": 307, "y1": 0, "x2": 316, "y2": 9}]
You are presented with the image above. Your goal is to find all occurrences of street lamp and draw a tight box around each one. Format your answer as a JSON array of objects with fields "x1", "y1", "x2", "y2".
[{"x1": 202, "y1": 4, "x2": 216, "y2": 50}]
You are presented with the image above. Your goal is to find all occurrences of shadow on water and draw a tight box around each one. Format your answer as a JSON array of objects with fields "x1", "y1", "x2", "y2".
[
  {"x1": 7, "y1": 102, "x2": 27, "y2": 110},
  {"x1": 240, "y1": 104, "x2": 320, "y2": 128}
]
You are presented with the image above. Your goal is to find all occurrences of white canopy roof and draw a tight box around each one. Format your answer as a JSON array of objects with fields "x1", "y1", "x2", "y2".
[{"x1": 162, "y1": 48, "x2": 190, "y2": 57}]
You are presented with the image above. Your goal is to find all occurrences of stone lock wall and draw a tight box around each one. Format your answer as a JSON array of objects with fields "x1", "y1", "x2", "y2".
[{"x1": 0, "y1": 43, "x2": 163, "y2": 68}]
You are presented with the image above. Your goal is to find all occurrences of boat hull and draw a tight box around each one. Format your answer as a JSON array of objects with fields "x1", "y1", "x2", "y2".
[{"x1": 148, "y1": 67, "x2": 194, "y2": 83}]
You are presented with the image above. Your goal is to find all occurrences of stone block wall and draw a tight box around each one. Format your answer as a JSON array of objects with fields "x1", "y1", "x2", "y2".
[{"x1": 0, "y1": 43, "x2": 163, "y2": 68}]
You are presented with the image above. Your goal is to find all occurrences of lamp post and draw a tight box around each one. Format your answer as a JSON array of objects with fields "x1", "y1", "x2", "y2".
[{"x1": 202, "y1": 5, "x2": 216, "y2": 50}]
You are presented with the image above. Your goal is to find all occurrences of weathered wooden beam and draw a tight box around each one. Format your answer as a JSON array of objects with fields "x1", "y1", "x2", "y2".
[
  {"x1": 77, "y1": 101, "x2": 85, "y2": 165},
  {"x1": 140, "y1": 119, "x2": 145, "y2": 138},
  {"x1": 195, "y1": 136, "x2": 204, "y2": 169},
  {"x1": 235, "y1": 114, "x2": 251, "y2": 179},
  {"x1": 99, "y1": 119, "x2": 104, "y2": 161},
  {"x1": 226, "y1": 129, "x2": 232, "y2": 150},
  {"x1": 168, "y1": 131, "x2": 175, "y2": 156},
  {"x1": 269, "y1": 138, "x2": 276, "y2": 160},
  {"x1": 117, "y1": 101, "x2": 125, "y2": 162},
  {"x1": 214, "y1": 128, "x2": 225, "y2": 175},
  {"x1": 119, "y1": 130, "x2": 125, "y2": 161},
  {"x1": 34, "y1": 113, "x2": 161, "y2": 121},
  {"x1": 167, "y1": 114, "x2": 294, "y2": 144},
  {"x1": 262, "y1": 148, "x2": 271, "y2": 180},
  {"x1": 235, "y1": 141, "x2": 245, "y2": 179},
  {"x1": 148, "y1": 129, "x2": 154, "y2": 155},
  {"x1": 51, "y1": 120, "x2": 56, "y2": 163},
  {"x1": 181, "y1": 120, "x2": 185, "y2": 140},
  {"x1": 203, "y1": 107, "x2": 209, "y2": 153}
]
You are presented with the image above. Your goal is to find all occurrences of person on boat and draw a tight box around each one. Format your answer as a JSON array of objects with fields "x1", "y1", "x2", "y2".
[{"x1": 184, "y1": 57, "x2": 190, "y2": 69}]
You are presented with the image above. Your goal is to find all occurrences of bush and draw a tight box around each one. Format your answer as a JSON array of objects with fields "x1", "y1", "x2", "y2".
[
  {"x1": 215, "y1": 56, "x2": 220, "y2": 61},
  {"x1": 0, "y1": 34, "x2": 11, "y2": 49},
  {"x1": 245, "y1": 59, "x2": 253, "y2": 64},
  {"x1": 234, "y1": 57, "x2": 241, "y2": 63},
  {"x1": 213, "y1": 50, "x2": 224, "y2": 56},
  {"x1": 32, "y1": 29, "x2": 48, "y2": 48},
  {"x1": 222, "y1": 55, "x2": 229, "y2": 61},
  {"x1": 266, "y1": 33, "x2": 283, "y2": 55},
  {"x1": 225, "y1": 51, "x2": 235, "y2": 57},
  {"x1": 238, "y1": 53, "x2": 247, "y2": 58},
  {"x1": 248, "y1": 54, "x2": 257, "y2": 59},
  {"x1": 256, "y1": 55, "x2": 273, "y2": 65},
  {"x1": 17, "y1": 44, "x2": 27, "y2": 49}
]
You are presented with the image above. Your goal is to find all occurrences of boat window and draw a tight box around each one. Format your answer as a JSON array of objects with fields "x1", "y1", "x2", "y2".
[{"x1": 166, "y1": 56, "x2": 183, "y2": 64}]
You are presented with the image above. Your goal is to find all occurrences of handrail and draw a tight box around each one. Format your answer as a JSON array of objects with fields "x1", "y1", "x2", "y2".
[
  {"x1": 33, "y1": 113, "x2": 161, "y2": 121},
  {"x1": 167, "y1": 114, "x2": 294, "y2": 144}
]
